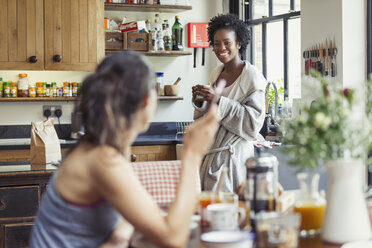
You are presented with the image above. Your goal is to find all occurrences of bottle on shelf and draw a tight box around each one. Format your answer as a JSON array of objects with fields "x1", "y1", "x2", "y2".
[
  {"x1": 151, "y1": 19, "x2": 159, "y2": 51},
  {"x1": 163, "y1": 20, "x2": 172, "y2": 51},
  {"x1": 172, "y1": 16, "x2": 184, "y2": 51},
  {"x1": 145, "y1": 19, "x2": 151, "y2": 33}
]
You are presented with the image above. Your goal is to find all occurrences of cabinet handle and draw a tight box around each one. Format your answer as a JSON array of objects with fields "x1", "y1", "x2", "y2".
[
  {"x1": 131, "y1": 154, "x2": 137, "y2": 162},
  {"x1": 29, "y1": 56, "x2": 38, "y2": 63},
  {"x1": 0, "y1": 198, "x2": 7, "y2": 211},
  {"x1": 54, "y1": 55, "x2": 62, "y2": 62}
]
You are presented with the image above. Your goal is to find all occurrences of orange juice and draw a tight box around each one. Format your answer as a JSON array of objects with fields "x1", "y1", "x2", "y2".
[
  {"x1": 295, "y1": 202, "x2": 326, "y2": 231},
  {"x1": 198, "y1": 193, "x2": 222, "y2": 226}
]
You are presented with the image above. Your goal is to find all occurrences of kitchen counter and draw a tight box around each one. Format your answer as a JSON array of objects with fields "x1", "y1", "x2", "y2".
[{"x1": 0, "y1": 122, "x2": 187, "y2": 150}]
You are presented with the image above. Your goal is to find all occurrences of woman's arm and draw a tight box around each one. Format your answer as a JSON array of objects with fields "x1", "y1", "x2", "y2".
[{"x1": 91, "y1": 106, "x2": 219, "y2": 248}]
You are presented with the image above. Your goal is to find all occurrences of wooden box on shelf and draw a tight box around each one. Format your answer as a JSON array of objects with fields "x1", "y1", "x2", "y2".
[{"x1": 105, "y1": 32, "x2": 152, "y2": 52}]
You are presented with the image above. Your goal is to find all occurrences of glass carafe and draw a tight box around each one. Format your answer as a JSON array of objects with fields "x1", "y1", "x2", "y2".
[{"x1": 294, "y1": 172, "x2": 326, "y2": 237}]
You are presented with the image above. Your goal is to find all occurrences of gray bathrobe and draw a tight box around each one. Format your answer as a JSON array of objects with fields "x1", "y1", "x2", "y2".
[{"x1": 194, "y1": 62, "x2": 266, "y2": 192}]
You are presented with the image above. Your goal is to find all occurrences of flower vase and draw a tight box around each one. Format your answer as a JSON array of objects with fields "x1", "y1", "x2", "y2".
[{"x1": 322, "y1": 159, "x2": 372, "y2": 243}]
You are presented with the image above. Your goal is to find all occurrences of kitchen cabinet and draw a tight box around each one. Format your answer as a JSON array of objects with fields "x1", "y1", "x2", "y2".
[
  {"x1": 0, "y1": 170, "x2": 53, "y2": 248},
  {"x1": 131, "y1": 145, "x2": 177, "y2": 162},
  {"x1": 0, "y1": 0, "x2": 104, "y2": 71},
  {"x1": 0, "y1": 146, "x2": 177, "y2": 162}
]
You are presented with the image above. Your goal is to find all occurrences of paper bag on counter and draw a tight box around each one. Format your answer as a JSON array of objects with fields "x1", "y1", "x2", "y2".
[{"x1": 30, "y1": 118, "x2": 61, "y2": 165}]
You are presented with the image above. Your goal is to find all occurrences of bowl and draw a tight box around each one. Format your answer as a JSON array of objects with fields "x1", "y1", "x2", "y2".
[
  {"x1": 200, "y1": 231, "x2": 253, "y2": 248},
  {"x1": 164, "y1": 85, "x2": 180, "y2": 96}
]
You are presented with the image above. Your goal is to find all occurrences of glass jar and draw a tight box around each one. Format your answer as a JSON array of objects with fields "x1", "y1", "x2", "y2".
[
  {"x1": 245, "y1": 153, "x2": 278, "y2": 214},
  {"x1": 256, "y1": 212, "x2": 301, "y2": 248},
  {"x1": 51, "y1": 82, "x2": 57, "y2": 97},
  {"x1": 17, "y1": 73, "x2": 29, "y2": 97},
  {"x1": 58, "y1": 87, "x2": 63, "y2": 97},
  {"x1": 77, "y1": 82, "x2": 82, "y2": 96},
  {"x1": 42, "y1": 82, "x2": 47, "y2": 96},
  {"x1": 63, "y1": 82, "x2": 70, "y2": 97},
  {"x1": 3, "y1": 82, "x2": 10, "y2": 97},
  {"x1": 294, "y1": 172, "x2": 326, "y2": 237},
  {"x1": 0, "y1": 78, "x2": 3, "y2": 97},
  {"x1": 36, "y1": 82, "x2": 44, "y2": 97},
  {"x1": 155, "y1": 72, "x2": 164, "y2": 96},
  {"x1": 10, "y1": 82, "x2": 17, "y2": 97},
  {"x1": 72, "y1": 82, "x2": 78, "y2": 97},
  {"x1": 29, "y1": 85, "x2": 36, "y2": 97},
  {"x1": 45, "y1": 83, "x2": 50, "y2": 97}
]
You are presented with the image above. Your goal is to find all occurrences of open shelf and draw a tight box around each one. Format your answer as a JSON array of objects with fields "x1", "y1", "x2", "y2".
[
  {"x1": 158, "y1": 96, "x2": 183, "y2": 101},
  {"x1": 0, "y1": 97, "x2": 78, "y2": 102},
  {"x1": 0, "y1": 96, "x2": 183, "y2": 102},
  {"x1": 104, "y1": 3, "x2": 192, "y2": 13},
  {"x1": 105, "y1": 50, "x2": 192, "y2": 57}
]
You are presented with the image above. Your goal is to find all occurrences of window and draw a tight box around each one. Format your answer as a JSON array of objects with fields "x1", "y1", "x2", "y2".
[
  {"x1": 230, "y1": 0, "x2": 301, "y2": 100},
  {"x1": 368, "y1": 0, "x2": 372, "y2": 77}
]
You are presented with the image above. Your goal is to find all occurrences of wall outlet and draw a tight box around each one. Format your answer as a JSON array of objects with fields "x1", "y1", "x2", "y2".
[{"x1": 42, "y1": 105, "x2": 62, "y2": 118}]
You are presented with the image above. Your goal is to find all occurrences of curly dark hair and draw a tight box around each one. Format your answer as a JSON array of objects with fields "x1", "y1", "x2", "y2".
[
  {"x1": 208, "y1": 13, "x2": 250, "y2": 55},
  {"x1": 77, "y1": 51, "x2": 155, "y2": 153}
]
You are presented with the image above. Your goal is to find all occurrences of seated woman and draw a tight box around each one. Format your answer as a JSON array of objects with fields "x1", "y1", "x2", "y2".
[{"x1": 29, "y1": 51, "x2": 219, "y2": 248}]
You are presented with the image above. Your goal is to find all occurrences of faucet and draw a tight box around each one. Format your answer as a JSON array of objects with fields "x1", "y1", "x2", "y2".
[{"x1": 265, "y1": 82, "x2": 278, "y2": 118}]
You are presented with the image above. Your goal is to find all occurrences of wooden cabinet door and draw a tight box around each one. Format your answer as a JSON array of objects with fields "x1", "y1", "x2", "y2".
[
  {"x1": 0, "y1": 0, "x2": 44, "y2": 70},
  {"x1": 44, "y1": 0, "x2": 104, "y2": 71}
]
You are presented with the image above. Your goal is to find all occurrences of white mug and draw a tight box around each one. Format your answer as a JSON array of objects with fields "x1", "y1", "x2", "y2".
[
  {"x1": 192, "y1": 85, "x2": 210, "y2": 110},
  {"x1": 207, "y1": 203, "x2": 246, "y2": 231}
]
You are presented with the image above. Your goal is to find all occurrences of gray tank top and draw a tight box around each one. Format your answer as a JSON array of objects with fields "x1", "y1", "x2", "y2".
[{"x1": 29, "y1": 172, "x2": 121, "y2": 247}]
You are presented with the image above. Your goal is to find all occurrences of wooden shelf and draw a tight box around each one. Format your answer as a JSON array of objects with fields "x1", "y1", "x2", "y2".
[
  {"x1": 158, "y1": 96, "x2": 183, "y2": 101},
  {"x1": 104, "y1": 3, "x2": 192, "y2": 13},
  {"x1": 106, "y1": 50, "x2": 192, "y2": 57},
  {"x1": 0, "y1": 96, "x2": 182, "y2": 102},
  {"x1": 0, "y1": 97, "x2": 78, "y2": 102}
]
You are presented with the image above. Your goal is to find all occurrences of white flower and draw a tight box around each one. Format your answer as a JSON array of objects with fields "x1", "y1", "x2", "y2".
[{"x1": 314, "y1": 112, "x2": 331, "y2": 130}]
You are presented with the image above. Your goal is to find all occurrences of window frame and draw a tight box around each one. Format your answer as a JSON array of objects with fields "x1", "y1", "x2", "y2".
[{"x1": 230, "y1": 0, "x2": 300, "y2": 98}]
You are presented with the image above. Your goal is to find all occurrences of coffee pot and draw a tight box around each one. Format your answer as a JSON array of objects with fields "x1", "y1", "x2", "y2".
[{"x1": 245, "y1": 150, "x2": 279, "y2": 216}]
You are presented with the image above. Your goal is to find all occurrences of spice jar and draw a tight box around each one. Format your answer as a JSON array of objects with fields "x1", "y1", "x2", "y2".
[
  {"x1": 43, "y1": 82, "x2": 47, "y2": 96},
  {"x1": 63, "y1": 82, "x2": 70, "y2": 97},
  {"x1": 77, "y1": 82, "x2": 82, "y2": 96},
  {"x1": 29, "y1": 85, "x2": 36, "y2": 97},
  {"x1": 36, "y1": 82, "x2": 44, "y2": 97},
  {"x1": 45, "y1": 83, "x2": 51, "y2": 97},
  {"x1": 3, "y1": 82, "x2": 10, "y2": 97},
  {"x1": 17, "y1": 73, "x2": 29, "y2": 97},
  {"x1": 51, "y1": 82, "x2": 57, "y2": 97},
  {"x1": 72, "y1": 82, "x2": 78, "y2": 97},
  {"x1": 10, "y1": 82, "x2": 17, "y2": 97},
  {"x1": 0, "y1": 78, "x2": 3, "y2": 97}
]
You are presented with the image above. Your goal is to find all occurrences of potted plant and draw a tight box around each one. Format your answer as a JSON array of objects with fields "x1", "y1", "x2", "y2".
[{"x1": 281, "y1": 71, "x2": 372, "y2": 243}]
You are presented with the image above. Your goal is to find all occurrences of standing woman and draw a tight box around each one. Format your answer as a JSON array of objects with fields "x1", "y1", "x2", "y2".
[{"x1": 192, "y1": 14, "x2": 266, "y2": 192}]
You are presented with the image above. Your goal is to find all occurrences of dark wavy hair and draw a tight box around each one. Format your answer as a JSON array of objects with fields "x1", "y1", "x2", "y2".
[
  {"x1": 77, "y1": 51, "x2": 155, "y2": 153},
  {"x1": 208, "y1": 13, "x2": 251, "y2": 55}
]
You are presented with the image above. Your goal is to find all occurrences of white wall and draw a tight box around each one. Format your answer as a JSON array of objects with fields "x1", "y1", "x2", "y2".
[
  {"x1": 301, "y1": 0, "x2": 366, "y2": 103},
  {"x1": 0, "y1": 0, "x2": 223, "y2": 125}
]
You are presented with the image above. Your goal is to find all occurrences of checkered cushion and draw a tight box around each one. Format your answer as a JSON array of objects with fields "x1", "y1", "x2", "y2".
[{"x1": 131, "y1": 160, "x2": 201, "y2": 207}]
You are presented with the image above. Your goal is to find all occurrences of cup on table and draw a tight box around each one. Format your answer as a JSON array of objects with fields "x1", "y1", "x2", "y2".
[{"x1": 198, "y1": 192, "x2": 245, "y2": 229}]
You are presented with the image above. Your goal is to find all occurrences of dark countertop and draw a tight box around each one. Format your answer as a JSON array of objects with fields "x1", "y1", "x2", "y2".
[{"x1": 0, "y1": 122, "x2": 187, "y2": 150}]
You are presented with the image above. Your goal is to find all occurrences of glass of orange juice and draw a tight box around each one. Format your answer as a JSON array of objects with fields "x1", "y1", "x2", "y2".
[
  {"x1": 294, "y1": 172, "x2": 326, "y2": 237},
  {"x1": 198, "y1": 192, "x2": 239, "y2": 226}
]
